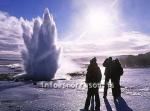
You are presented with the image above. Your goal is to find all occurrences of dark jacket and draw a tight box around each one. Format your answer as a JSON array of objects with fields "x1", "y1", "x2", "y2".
[
  {"x1": 103, "y1": 58, "x2": 113, "y2": 78},
  {"x1": 86, "y1": 62, "x2": 102, "y2": 83},
  {"x1": 113, "y1": 60, "x2": 123, "y2": 76},
  {"x1": 111, "y1": 60, "x2": 123, "y2": 82}
]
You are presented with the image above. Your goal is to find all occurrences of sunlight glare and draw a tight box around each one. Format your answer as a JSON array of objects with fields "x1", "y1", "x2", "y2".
[{"x1": 86, "y1": 9, "x2": 114, "y2": 34}]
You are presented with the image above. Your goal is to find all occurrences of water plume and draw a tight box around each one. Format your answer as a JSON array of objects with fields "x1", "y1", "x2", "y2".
[{"x1": 21, "y1": 8, "x2": 61, "y2": 81}]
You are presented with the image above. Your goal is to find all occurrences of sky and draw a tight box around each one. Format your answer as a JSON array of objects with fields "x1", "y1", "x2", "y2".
[{"x1": 0, "y1": 0, "x2": 150, "y2": 57}]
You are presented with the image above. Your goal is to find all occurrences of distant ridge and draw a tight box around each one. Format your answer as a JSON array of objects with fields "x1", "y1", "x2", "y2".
[
  {"x1": 0, "y1": 53, "x2": 21, "y2": 61},
  {"x1": 72, "y1": 52, "x2": 150, "y2": 68},
  {"x1": 118, "y1": 52, "x2": 150, "y2": 68},
  {"x1": 0, "y1": 51, "x2": 150, "y2": 68}
]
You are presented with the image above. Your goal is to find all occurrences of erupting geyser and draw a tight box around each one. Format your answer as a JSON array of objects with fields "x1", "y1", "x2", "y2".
[{"x1": 21, "y1": 8, "x2": 61, "y2": 81}]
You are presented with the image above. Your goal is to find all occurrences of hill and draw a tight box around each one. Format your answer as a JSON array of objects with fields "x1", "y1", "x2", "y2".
[{"x1": 119, "y1": 52, "x2": 150, "y2": 68}]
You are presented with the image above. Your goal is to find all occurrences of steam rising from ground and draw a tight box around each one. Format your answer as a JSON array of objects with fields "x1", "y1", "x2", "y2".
[{"x1": 21, "y1": 8, "x2": 61, "y2": 81}]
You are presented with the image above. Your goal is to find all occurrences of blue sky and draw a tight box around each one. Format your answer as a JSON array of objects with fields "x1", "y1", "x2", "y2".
[
  {"x1": 0, "y1": 0, "x2": 150, "y2": 56},
  {"x1": 0, "y1": 0, "x2": 150, "y2": 35},
  {"x1": 118, "y1": 0, "x2": 150, "y2": 34},
  {"x1": 0, "y1": 0, "x2": 73, "y2": 37}
]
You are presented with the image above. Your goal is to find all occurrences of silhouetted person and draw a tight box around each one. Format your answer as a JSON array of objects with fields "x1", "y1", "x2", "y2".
[
  {"x1": 84, "y1": 57, "x2": 102, "y2": 111},
  {"x1": 111, "y1": 59, "x2": 123, "y2": 99},
  {"x1": 103, "y1": 57, "x2": 113, "y2": 98}
]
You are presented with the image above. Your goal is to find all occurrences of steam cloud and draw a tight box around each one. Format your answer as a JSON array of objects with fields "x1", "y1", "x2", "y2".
[{"x1": 21, "y1": 8, "x2": 61, "y2": 81}]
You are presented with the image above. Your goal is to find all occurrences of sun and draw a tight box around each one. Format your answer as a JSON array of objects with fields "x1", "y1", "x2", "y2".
[{"x1": 85, "y1": 9, "x2": 114, "y2": 34}]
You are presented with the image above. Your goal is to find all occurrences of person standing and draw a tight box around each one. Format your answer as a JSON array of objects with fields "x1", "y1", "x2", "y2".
[
  {"x1": 103, "y1": 57, "x2": 113, "y2": 98},
  {"x1": 111, "y1": 59, "x2": 123, "y2": 99},
  {"x1": 84, "y1": 57, "x2": 102, "y2": 111}
]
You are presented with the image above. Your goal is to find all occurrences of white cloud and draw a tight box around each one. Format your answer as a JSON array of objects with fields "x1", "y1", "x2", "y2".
[
  {"x1": 0, "y1": 3, "x2": 150, "y2": 59},
  {"x1": 61, "y1": 31, "x2": 150, "y2": 57},
  {"x1": 0, "y1": 11, "x2": 34, "y2": 56},
  {"x1": 0, "y1": 11, "x2": 22, "y2": 54},
  {"x1": 60, "y1": 0, "x2": 150, "y2": 57}
]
